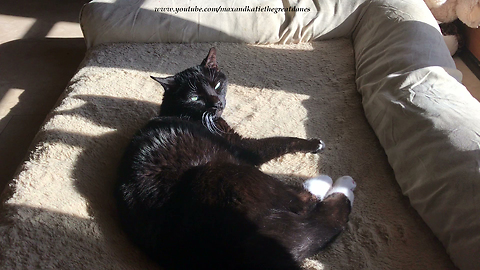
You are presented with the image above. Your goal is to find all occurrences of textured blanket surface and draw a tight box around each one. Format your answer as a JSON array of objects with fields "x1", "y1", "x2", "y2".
[{"x1": 0, "y1": 41, "x2": 455, "y2": 269}]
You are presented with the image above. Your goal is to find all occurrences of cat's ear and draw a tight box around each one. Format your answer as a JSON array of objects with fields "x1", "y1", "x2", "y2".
[
  {"x1": 201, "y1": 47, "x2": 218, "y2": 69},
  {"x1": 150, "y1": 76, "x2": 176, "y2": 91}
]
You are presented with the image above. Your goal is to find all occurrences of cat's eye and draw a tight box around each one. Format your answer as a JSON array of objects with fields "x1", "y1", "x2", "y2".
[
  {"x1": 215, "y1": 82, "x2": 221, "y2": 90},
  {"x1": 190, "y1": 96, "x2": 199, "y2": 101}
]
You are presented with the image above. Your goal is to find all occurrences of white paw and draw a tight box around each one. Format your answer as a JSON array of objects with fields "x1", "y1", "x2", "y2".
[
  {"x1": 326, "y1": 176, "x2": 356, "y2": 206},
  {"x1": 335, "y1": 176, "x2": 356, "y2": 191},
  {"x1": 303, "y1": 174, "x2": 333, "y2": 201}
]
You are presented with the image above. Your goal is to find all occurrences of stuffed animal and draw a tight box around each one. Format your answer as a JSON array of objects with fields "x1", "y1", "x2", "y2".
[
  {"x1": 424, "y1": 0, "x2": 480, "y2": 28},
  {"x1": 440, "y1": 21, "x2": 465, "y2": 55},
  {"x1": 424, "y1": 0, "x2": 478, "y2": 55}
]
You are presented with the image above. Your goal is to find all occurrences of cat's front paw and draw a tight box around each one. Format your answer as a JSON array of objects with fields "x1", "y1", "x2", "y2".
[{"x1": 309, "y1": 139, "x2": 325, "y2": 153}]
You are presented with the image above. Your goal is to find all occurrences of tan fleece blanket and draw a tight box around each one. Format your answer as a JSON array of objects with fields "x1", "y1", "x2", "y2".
[{"x1": 0, "y1": 41, "x2": 455, "y2": 269}]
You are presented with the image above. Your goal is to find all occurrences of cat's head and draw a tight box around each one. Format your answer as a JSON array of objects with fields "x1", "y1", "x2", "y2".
[{"x1": 151, "y1": 48, "x2": 228, "y2": 123}]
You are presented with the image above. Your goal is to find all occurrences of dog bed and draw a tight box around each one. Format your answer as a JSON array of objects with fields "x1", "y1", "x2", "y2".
[{"x1": 2, "y1": 0, "x2": 480, "y2": 269}]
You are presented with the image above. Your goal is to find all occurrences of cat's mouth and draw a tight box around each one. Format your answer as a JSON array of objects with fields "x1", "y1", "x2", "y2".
[{"x1": 202, "y1": 110, "x2": 224, "y2": 135}]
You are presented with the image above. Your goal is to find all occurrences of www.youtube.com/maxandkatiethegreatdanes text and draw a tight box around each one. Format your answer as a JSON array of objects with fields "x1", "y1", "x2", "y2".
[{"x1": 153, "y1": 6, "x2": 311, "y2": 14}]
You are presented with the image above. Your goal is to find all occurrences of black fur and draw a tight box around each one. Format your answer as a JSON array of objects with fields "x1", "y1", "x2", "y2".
[{"x1": 115, "y1": 48, "x2": 352, "y2": 270}]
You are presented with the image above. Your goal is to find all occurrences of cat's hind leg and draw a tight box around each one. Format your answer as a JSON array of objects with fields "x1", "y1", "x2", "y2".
[
  {"x1": 257, "y1": 176, "x2": 356, "y2": 262},
  {"x1": 297, "y1": 176, "x2": 356, "y2": 258}
]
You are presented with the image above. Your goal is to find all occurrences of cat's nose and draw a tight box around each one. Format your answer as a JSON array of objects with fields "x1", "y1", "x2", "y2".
[
  {"x1": 209, "y1": 97, "x2": 223, "y2": 109},
  {"x1": 213, "y1": 100, "x2": 223, "y2": 109}
]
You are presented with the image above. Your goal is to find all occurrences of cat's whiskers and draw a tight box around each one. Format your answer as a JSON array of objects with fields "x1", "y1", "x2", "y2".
[{"x1": 202, "y1": 111, "x2": 224, "y2": 135}]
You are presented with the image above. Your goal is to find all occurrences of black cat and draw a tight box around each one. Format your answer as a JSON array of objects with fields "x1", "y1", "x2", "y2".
[{"x1": 115, "y1": 48, "x2": 356, "y2": 270}]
